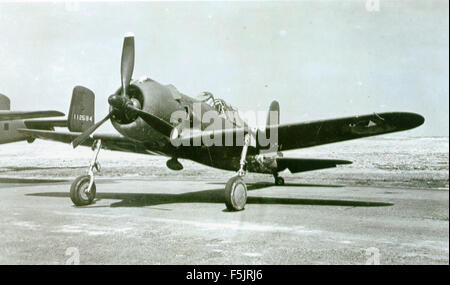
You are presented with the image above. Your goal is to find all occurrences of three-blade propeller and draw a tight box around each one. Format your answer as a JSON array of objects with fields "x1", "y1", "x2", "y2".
[{"x1": 71, "y1": 34, "x2": 173, "y2": 148}]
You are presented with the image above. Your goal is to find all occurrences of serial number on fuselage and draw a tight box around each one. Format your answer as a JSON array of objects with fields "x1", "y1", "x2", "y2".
[{"x1": 73, "y1": 114, "x2": 93, "y2": 122}]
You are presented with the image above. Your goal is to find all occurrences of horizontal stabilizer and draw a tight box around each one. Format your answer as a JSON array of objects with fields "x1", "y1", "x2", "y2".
[
  {"x1": 277, "y1": 157, "x2": 352, "y2": 173},
  {"x1": 0, "y1": 110, "x2": 65, "y2": 121}
]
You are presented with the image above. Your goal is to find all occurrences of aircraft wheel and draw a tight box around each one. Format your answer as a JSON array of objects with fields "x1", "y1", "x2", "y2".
[
  {"x1": 224, "y1": 176, "x2": 247, "y2": 211},
  {"x1": 275, "y1": 176, "x2": 285, "y2": 186},
  {"x1": 70, "y1": 175, "x2": 96, "y2": 206}
]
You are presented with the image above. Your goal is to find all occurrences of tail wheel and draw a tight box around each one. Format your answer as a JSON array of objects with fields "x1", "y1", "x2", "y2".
[
  {"x1": 275, "y1": 176, "x2": 285, "y2": 186},
  {"x1": 224, "y1": 176, "x2": 247, "y2": 211},
  {"x1": 70, "y1": 175, "x2": 96, "y2": 206}
]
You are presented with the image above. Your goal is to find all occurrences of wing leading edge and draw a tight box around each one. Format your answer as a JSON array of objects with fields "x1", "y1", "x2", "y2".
[
  {"x1": 269, "y1": 112, "x2": 424, "y2": 151},
  {"x1": 172, "y1": 112, "x2": 424, "y2": 152},
  {"x1": 17, "y1": 129, "x2": 155, "y2": 155}
]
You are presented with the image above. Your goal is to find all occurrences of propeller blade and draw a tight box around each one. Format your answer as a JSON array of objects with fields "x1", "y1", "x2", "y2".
[
  {"x1": 71, "y1": 112, "x2": 112, "y2": 148},
  {"x1": 120, "y1": 34, "x2": 135, "y2": 97},
  {"x1": 126, "y1": 105, "x2": 173, "y2": 137}
]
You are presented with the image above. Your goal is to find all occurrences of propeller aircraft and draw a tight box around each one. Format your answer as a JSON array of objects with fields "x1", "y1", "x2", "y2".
[
  {"x1": 0, "y1": 93, "x2": 65, "y2": 145},
  {"x1": 19, "y1": 34, "x2": 425, "y2": 211}
]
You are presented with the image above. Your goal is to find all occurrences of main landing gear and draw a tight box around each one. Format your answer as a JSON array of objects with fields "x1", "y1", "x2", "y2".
[
  {"x1": 224, "y1": 134, "x2": 250, "y2": 211},
  {"x1": 70, "y1": 139, "x2": 101, "y2": 206}
]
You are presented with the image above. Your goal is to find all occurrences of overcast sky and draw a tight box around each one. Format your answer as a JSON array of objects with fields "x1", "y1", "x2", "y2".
[{"x1": 0, "y1": 0, "x2": 448, "y2": 136}]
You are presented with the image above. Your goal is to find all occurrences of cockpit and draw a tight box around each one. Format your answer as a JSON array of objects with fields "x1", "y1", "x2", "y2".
[
  {"x1": 197, "y1": 91, "x2": 245, "y2": 127},
  {"x1": 197, "y1": 91, "x2": 236, "y2": 114}
]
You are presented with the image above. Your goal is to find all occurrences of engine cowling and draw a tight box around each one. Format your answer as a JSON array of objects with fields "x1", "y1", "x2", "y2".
[{"x1": 109, "y1": 79, "x2": 182, "y2": 143}]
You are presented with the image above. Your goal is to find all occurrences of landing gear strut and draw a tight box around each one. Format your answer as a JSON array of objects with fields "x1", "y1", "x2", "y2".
[
  {"x1": 70, "y1": 139, "x2": 101, "y2": 206},
  {"x1": 224, "y1": 134, "x2": 249, "y2": 211}
]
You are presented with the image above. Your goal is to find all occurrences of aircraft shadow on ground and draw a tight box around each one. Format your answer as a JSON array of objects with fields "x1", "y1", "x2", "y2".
[
  {"x1": 0, "y1": 177, "x2": 68, "y2": 183},
  {"x1": 26, "y1": 182, "x2": 393, "y2": 208},
  {"x1": 209, "y1": 182, "x2": 345, "y2": 188},
  {"x1": 0, "y1": 166, "x2": 84, "y2": 173}
]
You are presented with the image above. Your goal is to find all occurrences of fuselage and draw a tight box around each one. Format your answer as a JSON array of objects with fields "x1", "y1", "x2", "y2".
[
  {"x1": 109, "y1": 77, "x2": 277, "y2": 174},
  {"x1": 0, "y1": 119, "x2": 32, "y2": 145}
]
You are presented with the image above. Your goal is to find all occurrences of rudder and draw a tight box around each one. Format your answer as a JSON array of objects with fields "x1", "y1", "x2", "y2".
[
  {"x1": 0, "y1": 93, "x2": 10, "y2": 110},
  {"x1": 68, "y1": 86, "x2": 95, "y2": 132}
]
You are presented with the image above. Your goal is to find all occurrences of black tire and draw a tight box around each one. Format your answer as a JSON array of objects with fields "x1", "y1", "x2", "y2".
[
  {"x1": 70, "y1": 175, "x2": 96, "y2": 206},
  {"x1": 224, "y1": 176, "x2": 247, "y2": 211},
  {"x1": 275, "y1": 176, "x2": 285, "y2": 186}
]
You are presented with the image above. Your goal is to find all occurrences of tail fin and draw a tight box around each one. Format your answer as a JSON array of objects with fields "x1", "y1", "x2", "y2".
[
  {"x1": 258, "y1": 100, "x2": 280, "y2": 153},
  {"x1": 0, "y1": 94, "x2": 10, "y2": 110},
  {"x1": 266, "y1": 100, "x2": 280, "y2": 126},
  {"x1": 68, "y1": 86, "x2": 95, "y2": 132}
]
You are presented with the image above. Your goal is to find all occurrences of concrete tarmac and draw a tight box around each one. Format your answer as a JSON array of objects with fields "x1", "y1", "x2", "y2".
[{"x1": 0, "y1": 177, "x2": 448, "y2": 264}]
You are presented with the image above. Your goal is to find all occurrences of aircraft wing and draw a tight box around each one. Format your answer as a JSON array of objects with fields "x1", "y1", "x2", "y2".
[
  {"x1": 174, "y1": 112, "x2": 424, "y2": 152},
  {"x1": 0, "y1": 110, "x2": 65, "y2": 121},
  {"x1": 277, "y1": 157, "x2": 351, "y2": 173},
  {"x1": 17, "y1": 129, "x2": 155, "y2": 155},
  {"x1": 264, "y1": 112, "x2": 424, "y2": 151}
]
